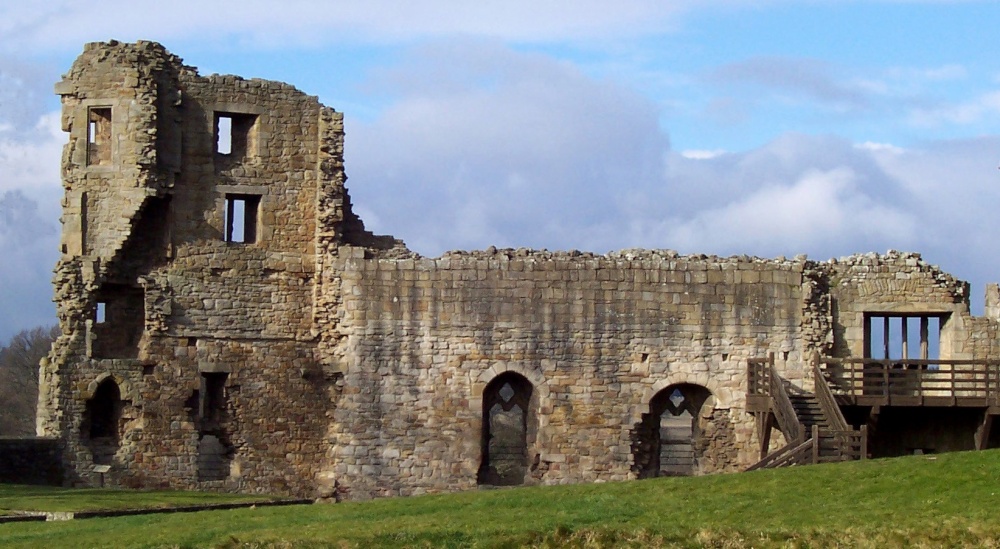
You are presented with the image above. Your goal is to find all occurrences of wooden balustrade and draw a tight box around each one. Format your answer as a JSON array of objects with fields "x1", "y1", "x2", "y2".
[
  {"x1": 767, "y1": 357, "x2": 802, "y2": 443},
  {"x1": 821, "y1": 358, "x2": 1000, "y2": 407}
]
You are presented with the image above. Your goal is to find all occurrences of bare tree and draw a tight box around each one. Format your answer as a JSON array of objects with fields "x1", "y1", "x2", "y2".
[{"x1": 0, "y1": 326, "x2": 58, "y2": 436}]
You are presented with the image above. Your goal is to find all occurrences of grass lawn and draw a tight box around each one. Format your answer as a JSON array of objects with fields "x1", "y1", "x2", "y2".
[
  {"x1": 0, "y1": 484, "x2": 286, "y2": 514},
  {"x1": 2, "y1": 450, "x2": 1000, "y2": 547}
]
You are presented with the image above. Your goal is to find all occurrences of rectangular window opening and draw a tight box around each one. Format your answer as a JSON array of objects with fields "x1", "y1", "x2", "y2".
[
  {"x1": 214, "y1": 112, "x2": 256, "y2": 160},
  {"x1": 87, "y1": 107, "x2": 112, "y2": 166},
  {"x1": 864, "y1": 314, "x2": 944, "y2": 361},
  {"x1": 217, "y1": 115, "x2": 233, "y2": 155},
  {"x1": 224, "y1": 194, "x2": 260, "y2": 243},
  {"x1": 91, "y1": 285, "x2": 144, "y2": 359}
]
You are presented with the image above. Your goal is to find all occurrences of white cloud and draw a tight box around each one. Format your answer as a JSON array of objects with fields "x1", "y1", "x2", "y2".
[
  {"x1": 2, "y1": 1, "x2": 973, "y2": 53},
  {"x1": 681, "y1": 149, "x2": 727, "y2": 160},
  {"x1": 652, "y1": 166, "x2": 917, "y2": 253},
  {"x1": 855, "y1": 141, "x2": 904, "y2": 154},
  {"x1": 343, "y1": 44, "x2": 1000, "y2": 314},
  {"x1": 708, "y1": 57, "x2": 870, "y2": 111},
  {"x1": 346, "y1": 41, "x2": 667, "y2": 254},
  {"x1": 908, "y1": 90, "x2": 1000, "y2": 127},
  {"x1": 0, "y1": 0, "x2": 697, "y2": 52},
  {"x1": 0, "y1": 111, "x2": 64, "y2": 340}
]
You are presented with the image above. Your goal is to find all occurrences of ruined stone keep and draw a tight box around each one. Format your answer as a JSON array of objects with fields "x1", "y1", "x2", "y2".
[{"x1": 38, "y1": 41, "x2": 1000, "y2": 500}]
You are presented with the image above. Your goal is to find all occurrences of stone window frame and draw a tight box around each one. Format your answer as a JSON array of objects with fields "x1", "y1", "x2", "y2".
[
  {"x1": 217, "y1": 185, "x2": 270, "y2": 244},
  {"x1": 223, "y1": 194, "x2": 260, "y2": 244},
  {"x1": 863, "y1": 312, "x2": 950, "y2": 361},
  {"x1": 210, "y1": 103, "x2": 267, "y2": 167},
  {"x1": 76, "y1": 100, "x2": 116, "y2": 171}
]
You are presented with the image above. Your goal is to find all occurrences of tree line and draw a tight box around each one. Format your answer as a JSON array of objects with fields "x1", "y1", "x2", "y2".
[{"x1": 0, "y1": 326, "x2": 58, "y2": 436}]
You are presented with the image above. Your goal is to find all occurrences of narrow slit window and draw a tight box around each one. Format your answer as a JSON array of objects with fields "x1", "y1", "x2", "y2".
[
  {"x1": 87, "y1": 107, "x2": 112, "y2": 166},
  {"x1": 224, "y1": 194, "x2": 260, "y2": 243},
  {"x1": 95, "y1": 302, "x2": 107, "y2": 324},
  {"x1": 217, "y1": 115, "x2": 233, "y2": 155}
]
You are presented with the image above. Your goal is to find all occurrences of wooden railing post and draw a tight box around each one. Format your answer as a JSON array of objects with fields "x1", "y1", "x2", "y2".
[
  {"x1": 812, "y1": 424, "x2": 819, "y2": 465},
  {"x1": 882, "y1": 361, "x2": 890, "y2": 402},
  {"x1": 860, "y1": 425, "x2": 868, "y2": 460}
]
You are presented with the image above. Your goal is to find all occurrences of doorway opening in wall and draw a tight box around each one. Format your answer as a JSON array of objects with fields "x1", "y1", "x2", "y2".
[
  {"x1": 82, "y1": 377, "x2": 123, "y2": 465},
  {"x1": 478, "y1": 373, "x2": 533, "y2": 486},
  {"x1": 864, "y1": 314, "x2": 947, "y2": 361},
  {"x1": 197, "y1": 372, "x2": 233, "y2": 482},
  {"x1": 224, "y1": 194, "x2": 260, "y2": 243},
  {"x1": 633, "y1": 383, "x2": 711, "y2": 478}
]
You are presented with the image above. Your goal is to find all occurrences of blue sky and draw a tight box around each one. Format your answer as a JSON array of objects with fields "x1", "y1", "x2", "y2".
[{"x1": 1, "y1": 1, "x2": 1000, "y2": 340}]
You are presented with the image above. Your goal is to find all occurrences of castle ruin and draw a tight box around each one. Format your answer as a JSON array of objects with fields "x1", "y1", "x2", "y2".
[{"x1": 37, "y1": 41, "x2": 1000, "y2": 499}]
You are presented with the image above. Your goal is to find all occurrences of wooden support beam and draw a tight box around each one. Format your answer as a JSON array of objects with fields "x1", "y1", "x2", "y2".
[
  {"x1": 975, "y1": 412, "x2": 994, "y2": 451},
  {"x1": 883, "y1": 318, "x2": 891, "y2": 360},
  {"x1": 758, "y1": 412, "x2": 774, "y2": 460},
  {"x1": 920, "y1": 317, "x2": 929, "y2": 360},
  {"x1": 901, "y1": 318, "x2": 908, "y2": 360},
  {"x1": 811, "y1": 424, "x2": 820, "y2": 464},
  {"x1": 860, "y1": 424, "x2": 868, "y2": 460}
]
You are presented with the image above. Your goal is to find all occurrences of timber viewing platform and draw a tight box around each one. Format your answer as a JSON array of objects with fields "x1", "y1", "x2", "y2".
[
  {"x1": 744, "y1": 354, "x2": 1000, "y2": 470},
  {"x1": 821, "y1": 358, "x2": 1000, "y2": 409}
]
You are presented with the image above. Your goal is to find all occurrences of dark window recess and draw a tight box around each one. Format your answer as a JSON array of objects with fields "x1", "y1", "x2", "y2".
[
  {"x1": 864, "y1": 314, "x2": 945, "y2": 360},
  {"x1": 200, "y1": 372, "x2": 228, "y2": 430},
  {"x1": 82, "y1": 377, "x2": 124, "y2": 466},
  {"x1": 87, "y1": 378, "x2": 122, "y2": 439},
  {"x1": 214, "y1": 112, "x2": 256, "y2": 159},
  {"x1": 91, "y1": 285, "x2": 144, "y2": 359},
  {"x1": 87, "y1": 107, "x2": 112, "y2": 166},
  {"x1": 224, "y1": 194, "x2": 260, "y2": 243}
]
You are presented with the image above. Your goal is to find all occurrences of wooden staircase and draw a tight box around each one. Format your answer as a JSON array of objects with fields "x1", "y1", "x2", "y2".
[
  {"x1": 788, "y1": 393, "x2": 845, "y2": 461},
  {"x1": 746, "y1": 353, "x2": 866, "y2": 471}
]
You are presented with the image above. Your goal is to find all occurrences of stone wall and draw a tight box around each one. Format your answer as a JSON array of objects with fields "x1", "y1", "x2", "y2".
[
  {"x1": 0, "y1": 438, "x2": 63, "y2": 485},
  {"x1": 323, "y1": 249, "x2": 808, "y2": 498},
  {"x1": 39, "y1": 41, "x2": 1000, "y2": 500}
]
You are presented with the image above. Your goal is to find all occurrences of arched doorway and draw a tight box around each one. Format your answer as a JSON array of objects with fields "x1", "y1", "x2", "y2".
[
  {"x1": 478, "y1": 372, "x2": 533, "y2": 486},
  {"x1": 633, "y1": 383, "x2": 711, "y2": 478},
  {"x1": 82, "y1": 377, "x2": 124, "y2": 465}
]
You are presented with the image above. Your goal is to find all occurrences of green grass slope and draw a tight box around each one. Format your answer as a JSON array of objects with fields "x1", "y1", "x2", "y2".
[
  {"x1": 3, "y1": 450, "x2": 1000, "y2": 548},
  {"x1": 0, "y1": 485, "x2": 285, "y2": 514}
]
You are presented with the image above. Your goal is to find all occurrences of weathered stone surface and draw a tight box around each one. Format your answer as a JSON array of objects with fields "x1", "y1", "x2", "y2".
[{"x1": 38, "y1": 41, "x2": 1000, "y2": 499}]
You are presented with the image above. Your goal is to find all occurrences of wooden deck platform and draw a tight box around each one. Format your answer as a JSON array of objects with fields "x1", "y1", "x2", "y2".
[{"x1": 820, "y1": 358, "x2": 1000, "y2": 409}]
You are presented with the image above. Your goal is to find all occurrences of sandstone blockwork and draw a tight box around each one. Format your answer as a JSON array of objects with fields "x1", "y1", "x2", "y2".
[{"x1": 39, "y1": 41, "x2": 1000, "y2": 499}]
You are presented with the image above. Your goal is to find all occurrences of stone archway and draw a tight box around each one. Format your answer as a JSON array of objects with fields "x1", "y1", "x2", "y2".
[
  {"x1": 477, "y1": 372, "x2": 534, "y2": 486},
  {"x1": 632, "y1": 383, "x2": 711, "y2": 478},
  {"x1": 82, "y1": 376, "x2": 124, "y2": 465}
]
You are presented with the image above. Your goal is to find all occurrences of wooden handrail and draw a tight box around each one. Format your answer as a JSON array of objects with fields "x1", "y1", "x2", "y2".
[
  {"x1": 812, "y1": 355, "x2": 850, "y2": 432},
  {"x1": 746, "y1": 435, "x2": 812, "y2": 471},
  {"x1": 820, "y1": 358, "x2": 1000, "y2": 404},
  {"x1": 768, "y1": 356, "x2": 803, "y2": 443}
]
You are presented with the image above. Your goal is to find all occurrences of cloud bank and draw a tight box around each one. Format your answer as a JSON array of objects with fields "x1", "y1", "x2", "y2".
[{"x1": 345, "y1": 43, "x2": 1000, "y2": 309}]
